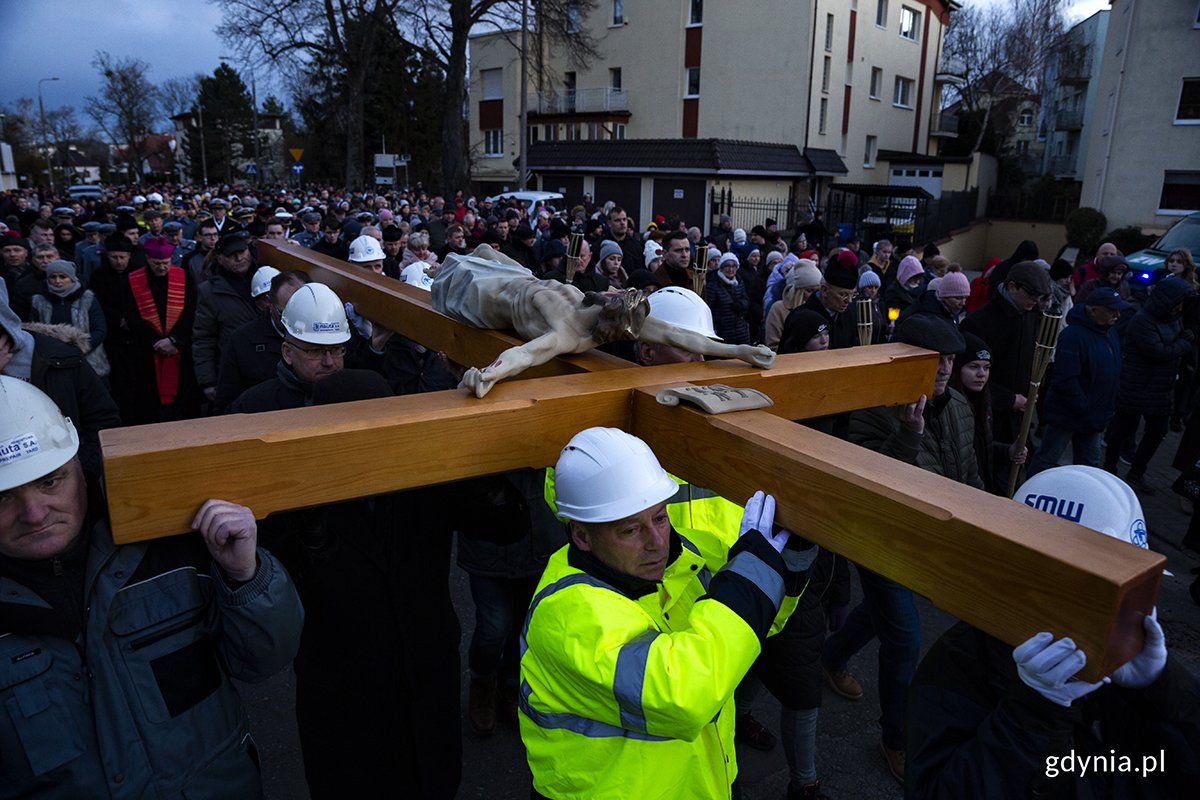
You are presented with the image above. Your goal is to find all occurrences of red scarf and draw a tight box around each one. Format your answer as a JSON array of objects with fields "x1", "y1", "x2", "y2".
[{"x1": 128, "y1": 267, "x2": 186, "y2": 405}]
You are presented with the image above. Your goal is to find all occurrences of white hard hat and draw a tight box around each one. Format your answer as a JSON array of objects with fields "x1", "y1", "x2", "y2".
[
  {"x1": 554, "y1": 427, "x2": 679, "y2": 523},
  {"x1": 348, "y1": 234, "x2": 385, "y2": 263},
  {"x1": 132, "y1": 195, "x2": 146, "y2": 205},
  {"x1": 646, "y1": 286, "x2": 720, "y2": 340},
  {"x1": 251, "y1": 266, "x2": 281, "y2": 298},
  {"x1": 146, "y1": 192, "x2": 163, "y2": 204},
  {"x1": 0, "y1": 377, "x2": 80, "y2": 492},
  {"x1": 281, "y1": 283, "x2": 351, "y2": 345},
  {"x1": 1016, "y1": 465, "x2": 1147, "y2": 549},
  {"x1": 401, "y1": 263, "x2": 433, "y2": 291}
]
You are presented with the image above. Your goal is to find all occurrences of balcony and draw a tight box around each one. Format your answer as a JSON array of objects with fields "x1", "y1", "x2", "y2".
[
  {"x1": 929, "y1": 111, "x2": 959, "y2": 138},
  {"x1": 934, "y1": 56, "x2": 967, "y2": 85},
  {"x1": 1055, "y1": 108, "x2": 1084, "y2": 131},
  {"x1": 1058, "y1": 46, "x2": 1092, "y2": 84},
  {"x1": 1050, "y1": 155, "x2": 1077, "y2": 177},
  {"x1": 528, "y1": 88, "x2": 630, "y2": 115}
]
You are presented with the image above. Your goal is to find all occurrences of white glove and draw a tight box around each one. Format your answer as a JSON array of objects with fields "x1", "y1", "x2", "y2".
[
  {"x1": 344, "y1": 302, "x2": 373, "y2": 338},
  {"x1": 1110, "y1": 610, "x2": 1167, "y2": 689},
  {"x1": 1013, "y1": 632, "x2": 1109, "y2": 708},
  {"x1": 738, "y1": 491, "x2": 790, "y2": 554}
]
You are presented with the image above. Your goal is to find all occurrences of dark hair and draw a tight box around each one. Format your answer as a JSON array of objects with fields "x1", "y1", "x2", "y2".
[
  {"x1": 607, "y1": 205, "x2": 626, "y2": 220},
  {"x1": 269, "y1": 269, "x2": 310, "y2": 303},
  {"x1": 197, "y1": 219, "x2": 219, "y2": 235},
  {"x1": 664, "y1": 229, "x2": 690, "y2": 248}
]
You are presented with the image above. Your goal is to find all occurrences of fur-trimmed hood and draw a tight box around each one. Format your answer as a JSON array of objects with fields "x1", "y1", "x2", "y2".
[{"x1": 21, "y1": 321, "x2": 93, "y2": 354}]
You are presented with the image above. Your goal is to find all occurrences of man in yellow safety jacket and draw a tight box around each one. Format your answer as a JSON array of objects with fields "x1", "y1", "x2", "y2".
[{"x1": 520, "y1": 426, "x2": 814, "y2": 799}]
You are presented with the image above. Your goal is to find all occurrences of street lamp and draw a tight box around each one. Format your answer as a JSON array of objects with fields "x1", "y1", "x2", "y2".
[{"x1": 38, "y1": 77, "x2": 59, "y2": 196}]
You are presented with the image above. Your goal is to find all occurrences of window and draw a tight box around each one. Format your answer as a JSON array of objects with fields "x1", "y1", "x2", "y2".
[
  {"x1": 893, "y1": 76, "x2": 914, "y2": 108},
  {"x1": 870, "y1": 67, "x2": 883, "y2": 99},
  {"x1": 483, "y1": 129, "x2": 503, "y2": 157},
  {"x1": 566, "y1": 122, "x2": 581, "y2": 141},
  {"x1": 564, "y1": 71, "x2": 577, "y2": 111},
  {"x1": 1016, "y1": 140, "x2": 1029, "y2": 154},
  {"x1": 685, "y1": 67, "x2": 701, "y2": 97},
  {"x1": 876, "y1": 0, "x2": 888, "y2": 27},
  {"x1": 822, "y1": 57, "x2": 831, "y2": 93},
  {"x1": 1176, "y1": 79, "x2": 1200, "y2": 123},
  {"x1": 899, "y1": 6, "x2": 920, "y2": 41},
  {"x1": 614, "y1": 123, "x2": 626, "y2": 140},
  {"x1": 1160, "y1": 171, "x2": 1200, "y2": 214},
  {"x1": 864, "y1": 135, "x2": 877, "y2": 168},
  {"x1": 567, "y1": 2, "x2": 581, "y2": 33},
  {"x1": 527, "y1": 125, "x2": 539, "y2": 145},
  {"x1": 545, "y1": 123, "x2": 559, "y2": 142},
  {"x1": 825, "y1": 13, "x2": 835, "y2": 51},
  {"x1": 1019, "y1": 109, "x2": 1034, "y2": 126},
  {"x1": 612, "y1": 0, "x2": 624, "y2": 26},
  {"x1": 481, "y1": 68, "x2": 502, "y2": 100},
  {"x1": 689, "y1": 0, "x2": 703, "y2": 25},
  {"x1": 610, "y1": 67, "x2": 622, "y2": 90},
  {"x1": 819, "y1": 98, "x2": 828, "y2": 135}
]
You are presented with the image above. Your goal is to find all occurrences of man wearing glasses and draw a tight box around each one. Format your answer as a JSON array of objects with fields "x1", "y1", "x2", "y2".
[
  {"x1": 230, "y1": 282, "x2": 350, "y2": 412},
  {"x1": 962, "y1": 260, "x2": 1053, "y2": 444}
]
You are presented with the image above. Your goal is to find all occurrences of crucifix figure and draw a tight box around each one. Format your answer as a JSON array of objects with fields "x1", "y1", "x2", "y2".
[{"x1": 431, "y1": 245, "x2": 775, "y2": 397}]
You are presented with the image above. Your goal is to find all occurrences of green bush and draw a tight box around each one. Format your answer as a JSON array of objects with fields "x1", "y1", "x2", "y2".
[
  {"x1": 1104, "y1": 225, "x2": 1157, "y2": 257},
  {"x1": 1065, "y1": 207, "x2": 1107, "y2": 254}
]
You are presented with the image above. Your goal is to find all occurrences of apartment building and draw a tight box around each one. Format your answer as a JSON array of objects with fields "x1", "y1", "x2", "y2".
[
  {"x1": 1043, "y1": 9, "x2": 1109, "y2": 183},
  {"x1": 1080, "y1": 0, "x2": 1200, "y2": 230},
  {"x1": 468, "y1": 0, "x2": 958, "y2": 229}
]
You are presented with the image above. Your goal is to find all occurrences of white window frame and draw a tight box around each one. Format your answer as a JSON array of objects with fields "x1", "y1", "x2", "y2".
[
  {"x1": 1175, "y1": 78, "x2": 1200, "y2": 125},
  {"x1": 610, "y1": 67, "x2": 622, "y2": 90},
  {"x1": 822, "y1": 57, "x2": 832, "y2": 93},
  {"x1": 566, "y1": 2, "x2": 581, "y2": 34},
  {"x1": 1019, "y1": 109, "x2": 1034, "y2": 126},
  {"x1": 864, "y1": 135, "x2": 878, "y2": 168},
  {"x1": 876, "y1": 0, "x2": 888, "y2": 27},
  {"x1": 481, "y1": 68, "x2": 503, "y2": 101},
  {"x1": 688, "y1": 0, "x2": 703, "y2": 26},
  {"x1": 893, "y1": 76, "x2": 914, "y2": 109},
  {"x1": 1159, "y1": 171, "x2": 1200, "y2": 215},
  {"x1": 825, "y1": 13, "x2": 835, "y2": 52},
  {"x1": 899, "y1": 5, "x2": 920, "y2": 42},
  {"x1": 870, "y1": 67, "x2": 883, "y2": 99},
  {"x1": 611, "y1": 0, "x2": 624, "y2": 26},
  {"x1": 614, "y1": 123, "x2": 626, "y2": 140},
  {"x1": 819, "y1": 98, "x2": 828, "y2": 135},
  {"x1": 685, "y1": 66, "x2": 701, "y2": 98},
  {"x1": 483, "y1": 129, "x2": 504, "y2": 157}
]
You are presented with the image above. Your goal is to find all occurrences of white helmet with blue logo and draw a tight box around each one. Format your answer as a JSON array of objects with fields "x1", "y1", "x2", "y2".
[
  {"x1": 280, "y1": 283, "x2": 351, "y2": 345},
  {"x1": 1016, "y1": 465, "x2": 1147, "y2": 549}
]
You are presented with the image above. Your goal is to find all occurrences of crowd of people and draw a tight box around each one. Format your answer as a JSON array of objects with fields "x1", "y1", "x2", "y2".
[{"x1": 0, "y1": 181, "x2": 1198, "y2": 800}]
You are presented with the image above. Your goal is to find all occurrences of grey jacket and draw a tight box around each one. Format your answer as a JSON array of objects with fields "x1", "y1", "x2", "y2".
[{"x1": 0, "y1": 519, "x2": 303, "y2": 799}]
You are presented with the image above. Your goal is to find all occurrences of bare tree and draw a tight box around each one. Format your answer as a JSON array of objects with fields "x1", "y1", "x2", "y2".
[
  {"x1": 398, "y1": 0, "x2": 599, "y2": 192},
  {"x1": 942, "y1": 0, "x2": 1067, "y2": 153},
  {"x1": 213, "y1": 0, "x2": 404, "y2": 187},
  {"x1": 159, "y1": 74, "x2": 203, "y2": 121},
  {"x1": 84, "y1": 51, "x2": 161, "y2": 179}
]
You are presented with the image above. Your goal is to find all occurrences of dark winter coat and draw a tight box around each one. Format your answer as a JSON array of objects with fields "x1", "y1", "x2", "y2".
[
  {"x1": 455, "y1": 469, "x2": 568, "y2": 579},
  {"x1": 193, "y1": 266, "x2": 257, "y2": 388},
  {"x1": 1042, "y1": 303, "x2": 1123, "y2": 432},
  {"x1": 228, "y1": 360, "x2": 308, "y2": 413},
  {"x1": 1116, "y1": 276, "x2": 1196, "y2": 416},
  {"x1": 907, "y1": 622, "x2": 1200, "y2": 800},
  {"x1": 961, "y1": 287, "x2": 1040, "y2": 443},
  {"x1": 985, "y1": 240, "x2": 1039, "y2": 300},
  {"x1": 899, "y1": 287, "x2": 958, "y2": 326},
  {"x1": 801, "y1": 291, "x2": 861, "y2": 350},
  {"x1": 215, "y1": 313, "x2": 283, "y2": 410},
  {"x1": 883, "y1": 279, "x2": 918, "y2": 316},
  {"x1": 850, "y1": 388, "x2": 985, "y2": 489},
  {"x1": 705, "y1": 273, "x2": 751, "y2": 344}
]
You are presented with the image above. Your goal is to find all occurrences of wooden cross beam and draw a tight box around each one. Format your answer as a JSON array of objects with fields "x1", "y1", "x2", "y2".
[{"x1": 99, "y1": 241, "x2": 1161, "y2": 680}]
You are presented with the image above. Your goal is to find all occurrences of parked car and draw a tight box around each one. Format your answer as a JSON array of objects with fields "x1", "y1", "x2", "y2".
[{"x1": 1127, "y1": 211, "x2": 1200, "y2": 290}]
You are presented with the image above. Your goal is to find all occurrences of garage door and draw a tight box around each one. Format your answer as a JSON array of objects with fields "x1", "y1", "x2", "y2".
[
  {"x1": 593, "y1": 177, "x2": 643, "y2": 227},
  {"x1": 540, "y1": 175, "x2": 585, "y2": 210},
  {"x1": 652, "y1": 178, "x2": 707, "y2": 230}
]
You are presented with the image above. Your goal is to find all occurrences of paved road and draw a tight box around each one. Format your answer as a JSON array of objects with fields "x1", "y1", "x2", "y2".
[{"x1": 243, "y1": 428, "x2": 1200, "y2": 800}]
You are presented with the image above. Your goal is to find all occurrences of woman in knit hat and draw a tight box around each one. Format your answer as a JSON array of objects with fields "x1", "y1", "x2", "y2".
[
  {"x1": 765, "y1": 259, "x2": 822, "y2": 350},
  {"x1": 28, "y1": 260, "x2": 109, "y2": 377},
  {"x1": 950, "y1": 331, "x2": 1026, "y2": 494},
  {"x1": 884, "y1": 255, "x2": 924, "y2": 316},
  {"x1": 706, "y1": 252, "x2": 751, "y2": 344},
  {"x1": 596, "y1": 239, "x2": 629, "y2": 289}
]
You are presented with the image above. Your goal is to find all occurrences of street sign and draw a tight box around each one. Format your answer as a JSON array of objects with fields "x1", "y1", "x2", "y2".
[
  {"x1": 375, "y1": 176, "x2": 394, "y2": 186},
  {"x1": 289, "y1": 148, "x2": 305, "y2": 162},
  {"x1": 245, "y1": 163, "x2": 258, "y2": 176},
  {"x1": 292, "y1": 163, "x2": 305, "y2": 174},
  {"x1": 373, "y1": 154, "x2": 396, "y2": 168}
]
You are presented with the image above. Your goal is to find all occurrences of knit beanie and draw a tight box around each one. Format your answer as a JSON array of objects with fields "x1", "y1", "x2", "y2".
[
  {"x1": 892, "y1": 313, "x2": 965, "y2": 355},
  {"x1": 643, "y1": 240, "x2": 663, "y2": 268},
  {"x1": 733, "y1": 228, "x2": 747, "y2": 244},
  {"x1": 954, "y1": 331, "x2": 992, "y2": 374},
  {"x1": 778, "y1": 309, "x2": 830, "y2": 354},
  {"x1": 789, "y1": 259, "x2": 822, "y2": 290},
  {"x1": 706, "y1": 246, "x2": 722, "y2": 264},
  {"x1": 857, "y1": 270, "x2": 881, "y2": 290},
  {"x1": 45, "y1": 260, "x2": 77, "y2": 279},
  {"x1": 897, "y1": 255, "x2": 924, "y2": 285},
  {"x1": 599, "y1": 240, "x2": 623, "y2": 264},
  {"x1": 936, "y1": 271, "x2": 971, "y2": 298},
  {"x1": 823, "y1": 260, "x2": 858, "y2": 290}
]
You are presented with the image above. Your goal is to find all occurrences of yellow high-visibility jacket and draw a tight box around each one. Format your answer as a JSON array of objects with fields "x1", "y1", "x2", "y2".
[{"x1": 519, "y1": 521, "x2": 792, "y2": 800}]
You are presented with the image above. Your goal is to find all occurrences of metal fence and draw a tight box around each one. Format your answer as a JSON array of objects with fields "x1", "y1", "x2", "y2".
[
  {"x1": 988, "y1": 190, "x2": 1079, "y2": 222},
  {"x1": 709, "y1": 187, "x2": 797, "y2": 234},
  {"x1": 920, "y1": 188, "x2": 979, "y2": 244}
]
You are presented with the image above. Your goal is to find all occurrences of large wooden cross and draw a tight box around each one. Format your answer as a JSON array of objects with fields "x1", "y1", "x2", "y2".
[{"x1": 99, "y1": 241, "x2": 1163, "y2": 680}]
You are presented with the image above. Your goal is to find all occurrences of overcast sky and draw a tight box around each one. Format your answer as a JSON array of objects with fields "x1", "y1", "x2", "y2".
[{"x1": 0, "y1": 0, "x2": 1111, "y2": 125}]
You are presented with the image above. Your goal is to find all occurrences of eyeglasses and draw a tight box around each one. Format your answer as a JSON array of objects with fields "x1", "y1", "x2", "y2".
[
  {"x1": 286, "y1": 342, "x2": 346, "y2": 359},
  {"x1": 1016, "y1": 283, "x2": 1050, "y2": 301}
]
